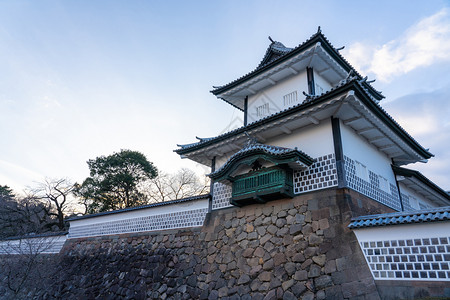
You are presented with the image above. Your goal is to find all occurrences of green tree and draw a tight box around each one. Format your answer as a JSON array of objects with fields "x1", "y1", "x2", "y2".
[
  {"x1": 0, "y1": 185, "x2": 15, "y2": 202},
  {"x1": 74, "y1": 150, "x2": 157, "y2": 213}
]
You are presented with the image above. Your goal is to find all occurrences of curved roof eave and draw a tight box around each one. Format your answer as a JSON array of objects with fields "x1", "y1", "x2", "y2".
[
  {"x1": 176, "y1": 80, "x2": 431, "y2": 160},
  {"x1": 211, "y1": 32, "x2": 384, "y2": 101},
  {"x1": 392, "y1": 165, "x2": 450, "y2": 202},
  {"x1": 208, "y1": 145, "x2": 314, "y2": 181},
  {"x1": 348, "y1": 206, "x2": 450, "y2": 229}
]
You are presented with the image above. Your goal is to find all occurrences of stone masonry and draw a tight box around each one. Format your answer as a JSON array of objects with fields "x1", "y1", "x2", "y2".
[{"x1": 6, "y1": 188, "x2": 445, "y2": 299}]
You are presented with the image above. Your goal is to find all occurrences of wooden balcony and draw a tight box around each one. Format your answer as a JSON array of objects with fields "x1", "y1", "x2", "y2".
[{"x1": 230, "y1": 166, "x2": 294, "y2": 207}]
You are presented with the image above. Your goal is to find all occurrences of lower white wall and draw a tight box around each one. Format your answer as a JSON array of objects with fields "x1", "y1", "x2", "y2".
[
  {"x1": 353, "y1": 222, "x2": 450, "y2": 281},
  {"x1": 0, "y1": 235, "x2": 67, "y2": 255},
  {"x1": 68, "y1": 199, "x2": 209, "y2": 239},
  {"x1": 398, "y1": 182, "x2": 436, "y2": 210},
  {"x1": 341, "y1": 121, "x2": 401, "y2": 210}
]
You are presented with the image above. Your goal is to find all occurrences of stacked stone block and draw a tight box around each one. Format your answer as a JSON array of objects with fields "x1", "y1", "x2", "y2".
[{"x1": 7, "y1": 189, "x2": 445, "y2": 299}]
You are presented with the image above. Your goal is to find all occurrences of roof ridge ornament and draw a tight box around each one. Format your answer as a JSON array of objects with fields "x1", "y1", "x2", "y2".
[
  {"x1": 346, "y1": 69, "x2": 355, "y2": 80},
  {"x1": 302, "y1": 91, "x2": 313, "y2": 98},
  {"x1": 268, "y1": 36, "x2": 275, "y2": 44},
  {"x1": 317, "y1": 26, "x2": 321, "y2": 33},
  {"x1": 336, "y1": 46, "x2": 345, "y2": 51}
]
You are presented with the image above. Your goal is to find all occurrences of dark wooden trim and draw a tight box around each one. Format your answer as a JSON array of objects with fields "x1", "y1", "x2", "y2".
[
  {"x1": 307, "y1": 67, "x2": 315, "y2": 95},
  {"x1": 208, "y1": 157, "x2": 216, "y2": 212},
  {"x1": 331, "y1": 117, "x2": 346, "y2": 188},
  {"x1": 178, "y1": 81, "x2": 431, "y2": 159},
  {"x1": 212, "y1": 33, "x2": 383, "y2": 101},
  {"x1": 392, "y1": 160, "x2": 404, "y2": 211},
  {"x1": 244, "y1": 96, "x2": 248, "y2": 126}
]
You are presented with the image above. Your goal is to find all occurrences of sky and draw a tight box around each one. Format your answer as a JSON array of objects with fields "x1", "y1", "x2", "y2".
[{"x1": 0, "y1": 1, "x2": 449, "y2": 194}]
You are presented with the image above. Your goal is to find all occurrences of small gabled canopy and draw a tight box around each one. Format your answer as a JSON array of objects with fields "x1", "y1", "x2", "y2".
[
  {"x1": 392, "y1": 165, "x2": 450, "y2": 207},
  {"x1": 208, "y1": 141, "x2": 314, "y2": 182}
]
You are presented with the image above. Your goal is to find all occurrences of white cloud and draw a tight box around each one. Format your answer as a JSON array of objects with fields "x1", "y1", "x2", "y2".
[
  {"x1": 383, "y1": 88, "x2": 450, "y2": 189},
  {"x1": 345, "y1": 8, "x2": 450, "y2": 82}
]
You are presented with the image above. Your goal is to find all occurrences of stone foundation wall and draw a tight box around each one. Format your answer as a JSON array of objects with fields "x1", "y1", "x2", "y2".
[
  {"x1": 375, "y1": 280, "x2": 450, "y2": 299},
  {"x1": 1, "y1": 188, "x2": 447, "y2": 299}
]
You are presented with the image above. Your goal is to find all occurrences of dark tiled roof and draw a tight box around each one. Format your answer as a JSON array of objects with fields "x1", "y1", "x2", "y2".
[
  {"x1": 0, "y1": 231, "x2": 68, "y2": 241},
  {"x1": 348, "y1": 206, "x2": 450, "y2": 229},
  {"x1": 175, "y1": 78, "x2": 432, "y2": 160},
  {"x1": 257, "y1": 41, "x2": 293, "y2": 69},
  {"x1": 208, "y1": 142, "x2": 314, "y2": 180},
  {"x1": 67, "y1": 194, "x2": 211, "y2": 221},
  {"x1": 392, "y1": 165, "x2": 450, "y2": 201},
  {"x1": 211, "y1": 30, "x2": 384, "y2": 101}
]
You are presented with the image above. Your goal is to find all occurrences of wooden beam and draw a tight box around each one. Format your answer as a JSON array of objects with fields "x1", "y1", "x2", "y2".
[
  {"x1": 331, "y1": 102, "x2": 344, "y2": 117},
  {"x1": 379, "y1": 144, "x2": 395, "y2": 151},
  {"x1": 331, "y1": 117, "x2": 346, "y2": 188},
  {"x1": 307, "y1": 67, "x2": 315, "y2": 95},
  {"x1": 267, "y1": 78, "x2": 276, "y2": 85},
  {"x1": 288, "y1": 67, "x2": 298, "y2": 75},
  {"x1": 343, "y1": 116, "x2": 363, "y2": 125},
  {"x1": 388, "y1": 152, "x2": 404, "y2": 158},
  {"x1": 255, "y1": 134, "x2": 266, "y2": 143},
  {"x1": 368, "y1": 136, "x2": 385, "y2": 143},
  {"x1": 317, "y1": 67, "x2": 331, "y2": 75},
  {"x1": 247, "y1": 87, "x2": 256, "y2": 94},
  {"x1": 281, "y1": 126, "x2": 292, "y2": 134},
  {"x1": 357, "y1": 127, "x2": 374, "y2": 134},
  {"x1": 308, "y1": 116, "x2": 319, "y2": 125}
]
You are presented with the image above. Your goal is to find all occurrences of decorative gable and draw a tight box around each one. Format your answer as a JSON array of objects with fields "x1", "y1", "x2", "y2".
[{"x1": 208, "y1": 138, "x2": 314, "y2": 207}]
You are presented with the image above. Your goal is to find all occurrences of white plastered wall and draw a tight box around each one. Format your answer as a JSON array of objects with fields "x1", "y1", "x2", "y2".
[
  {"x1": 340, "y1": 121, "x2": 396, "y2": 185},
  {"x1": 247, "y1": 71, "x2": 308, "y2": 123},
  {"x1": 353, "y1": 222, "x2": 450, "y2": 281},
  {"x1": 398, "y1": 182, "x2": 437, "y2": 209},
  {"x1": 313, "y1": 70, "x2": 333, "y2": 94},
  {"x1": 0, "y1": 235, "x2": 67, "y2": 254},
  {"x1": 353, "y1": 222, "x2": 449, "y2": 242},
  {"x1": 213, "y1": 120, "x2": 335, "y2": 172},
  {"x1": 267, "y1": 119, "x2": 334, "y2": 158},
  {"x1": 69, "y1": 199, "x2": 208, "y2": 228}
]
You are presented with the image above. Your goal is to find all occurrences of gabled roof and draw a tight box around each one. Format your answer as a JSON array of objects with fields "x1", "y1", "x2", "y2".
[
  {"x1": 348, "y1": 206, "x2": 450, "y2": 229},
  {"x1": 211, "y1": 29, "x2": 384, "y2": 110},
  {"x1": 257, "y1": 40, "x2": 293, "y2": 69},
  {"x1": 176, "y1": 78, "x2": 432, "y2": 165},
  {"x1": 393, "y1": 165, "x2": 450, "y2": 205},
  {"x1": 208, "y1": 142, "x2": 314, "y2": 181}
]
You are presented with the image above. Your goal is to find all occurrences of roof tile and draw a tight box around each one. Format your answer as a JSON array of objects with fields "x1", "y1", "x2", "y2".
[{"x1": 348, "y1": 206, "x2": 450, "y2": 229}]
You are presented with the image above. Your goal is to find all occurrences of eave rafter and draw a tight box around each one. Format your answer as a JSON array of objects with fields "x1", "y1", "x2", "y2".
[
  {"x1": 343, "y1": 116, "x2": 363, "y2": 125},
  {"x1": 307, "y1": 116, "x2": 320, "y2": 125},
  {"x1": 288, "y1": 67, "x2": 298, "y2": 75},
  {"x1": 344, "y1": 93, "x2": 427, "y2": 164},
  {"x1": 178, "y1": 80, "x2": 430, "y2": 167}
]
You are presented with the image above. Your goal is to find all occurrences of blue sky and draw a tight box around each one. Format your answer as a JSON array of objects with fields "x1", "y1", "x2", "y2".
[{"x1": 0, "y1": 1, "x2": 449, "y2": 193}]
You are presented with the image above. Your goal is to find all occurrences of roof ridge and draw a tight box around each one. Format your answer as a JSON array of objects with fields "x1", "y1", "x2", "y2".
[
  {"x1": 208, "y1": 142, "x2": 314, "y2": 179},
  {"x1": 177, "y1": 79, "x2": 431, "y2": 159},
  {"x1": 211, "y1": 30, "x2": 384, "y2": 100},
  {"x1": 348, "y1": 206, "x2": 450, "y2": 229},
  {"x1": 351, "y1": 206, "x2": 450, "y2": 221}
]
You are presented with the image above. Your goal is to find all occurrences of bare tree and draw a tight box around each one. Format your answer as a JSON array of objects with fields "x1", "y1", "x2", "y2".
[
  {"x1": 146, "y1": 168, "x2": 209, "y2": 202},
  {"x1": 0, "y1": 235, "x2": 62, "y2": 299},
  {"x1": 30, "y1": 178, "x2": 76, "y2": 230},
  {"x1": 0, "y1": 195, "x2": 54, "y2": 239}
]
